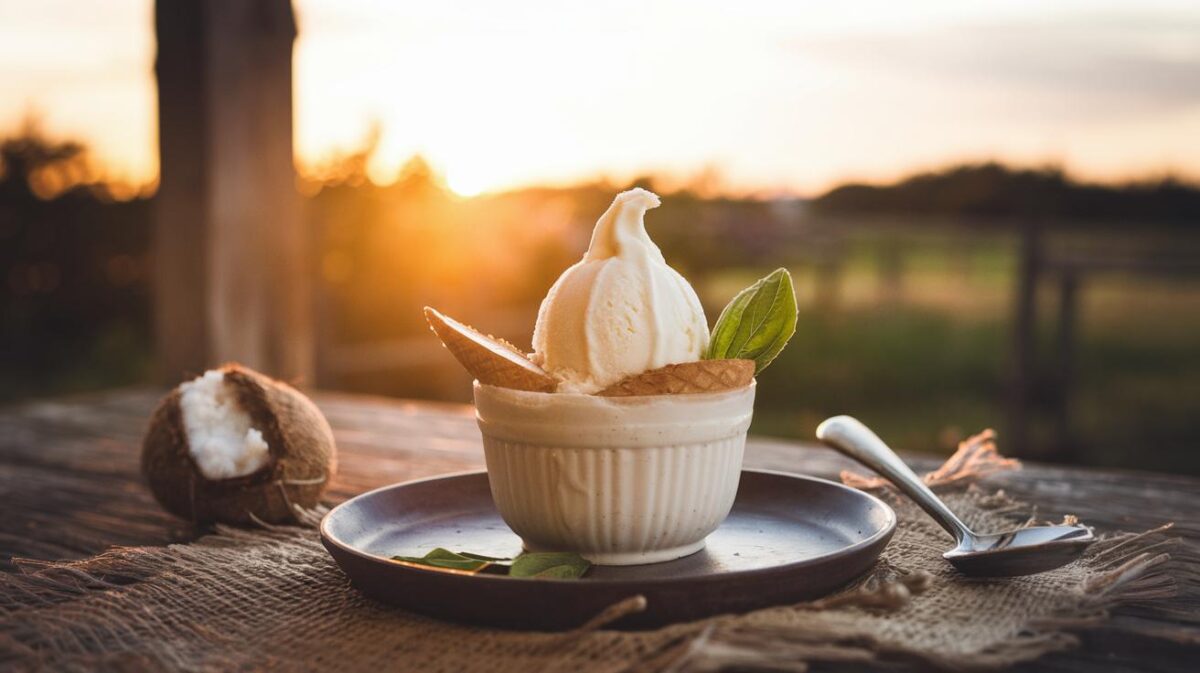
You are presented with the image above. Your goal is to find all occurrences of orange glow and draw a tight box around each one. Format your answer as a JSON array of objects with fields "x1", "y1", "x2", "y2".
[
  {"x1": 445, "y1": 167, "x2": 491, "y2": 198},
  {"x1": 2, "y1": 1, "x2": 1200, "y2": 194}
]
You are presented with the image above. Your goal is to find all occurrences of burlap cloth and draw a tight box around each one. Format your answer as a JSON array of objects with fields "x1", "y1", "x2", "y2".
[{"x1": 0, "y1": 432, "x2": 1185, "y2": 672}]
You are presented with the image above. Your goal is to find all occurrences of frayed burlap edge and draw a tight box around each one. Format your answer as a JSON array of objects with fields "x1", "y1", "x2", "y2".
[
  {"x1": 841, "y1": 429, "x2": 1019, "y2": 491},
  {"x1": 2, "y1": 521, "x2": 1185, "y2": 673},
  {"x1": 641, "y1": 430, "x2": 1191, "y2": 672},
  {"x1": 646, "y1": 523, "x2": 1189, "y2": 673},
  {"x1": 1, "y1": 431, "x2": 1190, "y2": 673}
]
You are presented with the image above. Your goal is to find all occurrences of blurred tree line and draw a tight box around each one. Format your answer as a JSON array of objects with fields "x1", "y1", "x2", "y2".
[
  {"x1": 815, "y1": 162, "x2": 1200, "y2": 224},
  {"x1": 3, "y1": 122, "x2": 1199, "y2": 474},
  {"x1": 0, "y1": 121, "x2": 152, "y2": 399}
]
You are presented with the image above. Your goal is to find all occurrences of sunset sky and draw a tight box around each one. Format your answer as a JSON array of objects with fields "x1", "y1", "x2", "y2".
[{"x1": 1, "y1": 0, "x2": 1198, "y2": 196}]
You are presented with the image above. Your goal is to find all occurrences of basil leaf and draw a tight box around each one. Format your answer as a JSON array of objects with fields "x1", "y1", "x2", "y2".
[
  {"x1": 390, "y1": 548, "x2": 590, "y2": 579},
  {"x1": 392, "y1": 547, "x2": 493, "y2": 572},
  {"x1": 509, "y1": 552, "x2": 591, "y2": 579},
  {"x1": 529, "y1": 564, "x2": 588, "y2": 579},
  {"x1": 705, "y1": 268, "x2": 797, "y2": 373},
  {"x1": 424, "y1": 548, "x2": 470, "y2": 560},
  {"x1": 391, "y1": 557, "x2": 488, "y2": 571},
  {"x1": 456, "y1": 551, "x2": 511, "y2": 562}
]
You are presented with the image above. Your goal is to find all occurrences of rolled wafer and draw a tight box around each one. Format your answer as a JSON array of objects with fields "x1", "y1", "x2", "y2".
[
  {"x1": 598, "y1": 359, "x2": 754, "y2": 396},
  {"x1": 424, "y1": 307, "x2": 558, "y2": 393}
]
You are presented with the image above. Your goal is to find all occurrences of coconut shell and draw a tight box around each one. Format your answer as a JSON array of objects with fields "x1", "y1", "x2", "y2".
[
  {"x1": 598, "y1": 359, "x2": 755, "y2": 396},
  {"x1": 141, "y1": 363, "x2": 336, "y2": 525}
]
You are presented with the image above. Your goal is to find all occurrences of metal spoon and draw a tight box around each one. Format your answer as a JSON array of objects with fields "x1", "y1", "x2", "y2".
[{"x1": 816, "y1": 415, "x2": 1094, "y2": 576}]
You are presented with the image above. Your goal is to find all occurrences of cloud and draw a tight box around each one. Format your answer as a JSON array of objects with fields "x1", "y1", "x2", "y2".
[{"x1": 794, "y1": 11, "x2": 1200, "y2": 119}]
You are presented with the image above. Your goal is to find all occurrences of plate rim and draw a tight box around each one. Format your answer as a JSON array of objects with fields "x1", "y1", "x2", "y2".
[{"x1": 320, "y1": 468, "x2": 897, "y2": 585}]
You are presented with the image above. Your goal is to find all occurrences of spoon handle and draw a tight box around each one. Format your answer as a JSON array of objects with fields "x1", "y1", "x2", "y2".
[{"x1": 816, "y1": 416, "x2": 973, "y2": 544}]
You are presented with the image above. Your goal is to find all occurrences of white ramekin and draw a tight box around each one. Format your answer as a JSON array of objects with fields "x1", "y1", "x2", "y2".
[{"x1": 473, "y1": 381, "x2": 755, "y2": 565}]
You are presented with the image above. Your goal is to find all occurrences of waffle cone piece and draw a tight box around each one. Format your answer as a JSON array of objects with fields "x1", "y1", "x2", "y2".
[
  {"x1": 599, "y1": 359, "x2": 754, "y2": 396},
  {"x1": 424, "y1": 307, "x2": 558, "y2": 393}
]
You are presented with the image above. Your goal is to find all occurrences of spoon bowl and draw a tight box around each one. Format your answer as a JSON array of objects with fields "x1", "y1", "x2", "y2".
[
  {"x1": 816, "y1": 416, "x2": 1094, "y2": 577},
  {"x1": 944, "y1": 524, "x2": 1094, "y2": 576}
]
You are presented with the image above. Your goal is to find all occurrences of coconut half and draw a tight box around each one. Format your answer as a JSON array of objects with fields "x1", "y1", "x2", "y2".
[{"x1": 141, "y1": 363, "x2": 337, "y2": 525}]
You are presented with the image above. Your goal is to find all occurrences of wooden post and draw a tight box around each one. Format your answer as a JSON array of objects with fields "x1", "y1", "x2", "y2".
[
  {"x1": 1007, "y1": 224, "x2": 1041, "y2": 457},
  {"x1": 153, "y1": 0, "x2": 210, "y2": 380},
  {"x1": 154, "y1": 0, "x2": 311, "y2": 384}
]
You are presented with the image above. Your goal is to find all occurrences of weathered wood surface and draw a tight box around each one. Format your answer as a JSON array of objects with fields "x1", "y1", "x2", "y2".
[{"x1": 1, "y1": 388, "x2": 1196, "y2": 671}]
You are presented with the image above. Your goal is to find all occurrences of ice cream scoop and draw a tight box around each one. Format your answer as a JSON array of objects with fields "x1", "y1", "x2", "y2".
[{"x1": 532, "y1": 188, "x2": 708, "y2": 393}]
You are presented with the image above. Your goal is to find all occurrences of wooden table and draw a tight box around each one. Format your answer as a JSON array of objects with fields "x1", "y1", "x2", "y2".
[{"x1": 2, "y1": 388, "x2": 1197, "y2": 671}]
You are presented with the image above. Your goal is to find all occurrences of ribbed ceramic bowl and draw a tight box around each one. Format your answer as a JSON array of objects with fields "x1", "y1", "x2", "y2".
[{"x1": 473, "y1": 381, "x2": 755, "y2": 565}]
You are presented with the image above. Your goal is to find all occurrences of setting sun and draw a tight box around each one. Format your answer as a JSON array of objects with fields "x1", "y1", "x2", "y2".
[
  {"x1": 445, "y1": 166, "x2": 491, "y2": 198},
  {"x1": 2, "y1": 1, "x2": 1200, "y2": 193},
  {"x1": 446, "y1": 161, "x2": 501, "y2": 197}
]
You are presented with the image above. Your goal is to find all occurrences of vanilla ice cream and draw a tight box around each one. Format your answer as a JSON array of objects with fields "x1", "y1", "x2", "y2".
[{"x1": 532, "y1": 188, "x2": 708, "y2": 392}]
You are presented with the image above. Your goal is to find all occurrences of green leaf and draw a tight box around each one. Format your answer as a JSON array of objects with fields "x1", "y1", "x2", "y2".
[
  {"x1": 425, "y1": 548, "x2": 471, "y2": 560},
  {"x1": 390, "y1": 548, "x2": 590, "y2": 579},
  {"x1": 528, "y1": 564, "x2": 587, "y2": 579},
  {"x1": 509, "y1": 552, "x2": 591, "y2": 579},
  {"x1": 456, "y1": 551, "x2": 512, "y2": 562},
  {"x1": 705, "y1": 268, "x2": 797, "y2": 373},
  {"x1": 392, "y1": 547, "x2": 495, "y2": 573}
]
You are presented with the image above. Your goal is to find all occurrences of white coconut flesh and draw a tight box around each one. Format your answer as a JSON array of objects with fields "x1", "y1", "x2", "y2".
[{"x1": 179, "y1": 370, "x2": 270, "y2": 480}]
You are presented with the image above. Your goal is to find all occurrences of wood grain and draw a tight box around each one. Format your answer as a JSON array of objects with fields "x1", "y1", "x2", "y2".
[{"x1": 1, "y1": 388, "x2": 1195, "y2": 671}]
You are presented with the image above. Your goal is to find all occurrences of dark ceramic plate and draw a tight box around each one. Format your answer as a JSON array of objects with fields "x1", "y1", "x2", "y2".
[{"x1": 321, "y1": 469, "x2": 895, "y2": 630}]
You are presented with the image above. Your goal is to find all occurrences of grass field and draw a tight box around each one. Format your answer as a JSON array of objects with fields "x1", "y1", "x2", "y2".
[{"x1": 710, "y1": 229, "x2": 1200, "y2": 474}]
